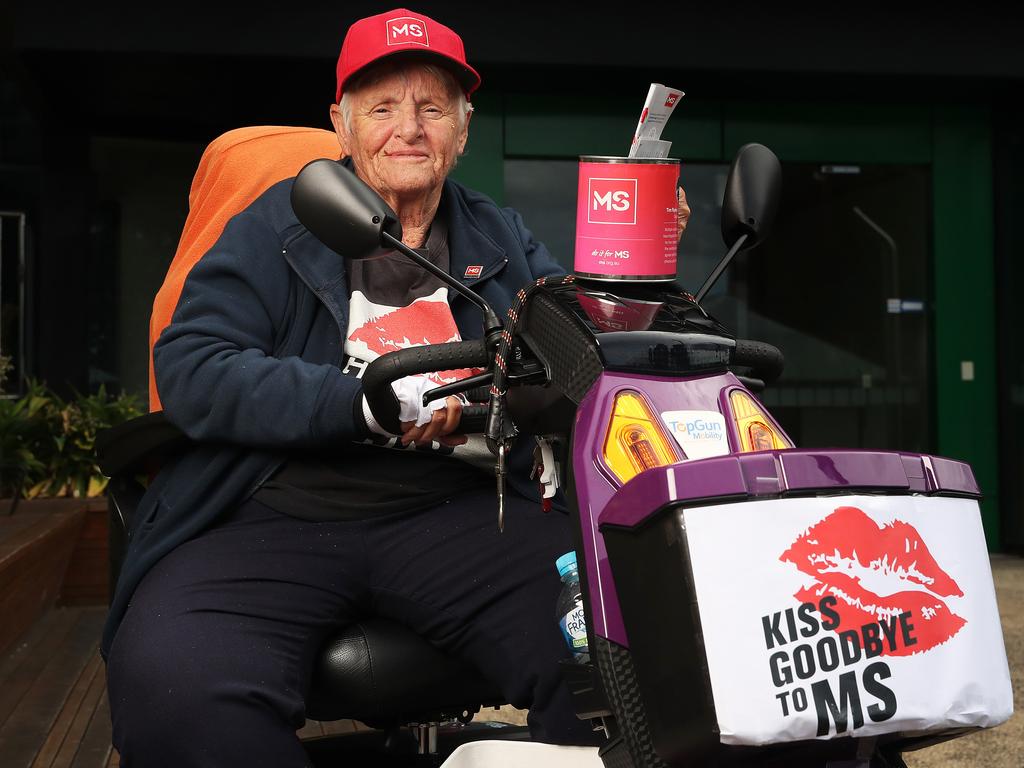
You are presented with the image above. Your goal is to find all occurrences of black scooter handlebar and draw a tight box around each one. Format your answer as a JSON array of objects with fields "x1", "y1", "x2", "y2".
[
  {"x1": 362, "y1": 335, "x2": 782, "y2": 433},
  {"x1": 732, "y1": 339, "x2": 784, "y2": 384},
  {"x1": 361, "y1": 340, "x2": 491, "y2": 435}
]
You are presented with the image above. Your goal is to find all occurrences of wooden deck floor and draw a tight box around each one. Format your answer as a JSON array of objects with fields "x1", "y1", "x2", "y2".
[
  {"x1": 0, "y1": 607, "x2": 115, "y2": 768},
  {"x1": 0, "y1": 606, "x2": 373, "y2": 768}
]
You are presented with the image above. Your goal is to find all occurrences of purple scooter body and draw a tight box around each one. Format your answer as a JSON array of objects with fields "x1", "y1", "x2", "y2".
[{"x1": 570, "y1": 370, "x2": 980, "y2": 649}]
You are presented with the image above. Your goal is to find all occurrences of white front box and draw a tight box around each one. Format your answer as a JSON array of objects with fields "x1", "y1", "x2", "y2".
[{"x1": 682, "y1": 495, "x2": 1013, "y2": 746}]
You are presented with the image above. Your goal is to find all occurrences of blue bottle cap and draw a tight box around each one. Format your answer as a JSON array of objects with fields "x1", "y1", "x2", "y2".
[{"x1": 556, "y1": 551, "x2": 578, "y2": 578}]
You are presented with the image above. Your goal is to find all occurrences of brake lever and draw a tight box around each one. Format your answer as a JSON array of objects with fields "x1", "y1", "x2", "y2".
[{"x1": 421, "y1": 371, "x2": 495, "y2": 405}]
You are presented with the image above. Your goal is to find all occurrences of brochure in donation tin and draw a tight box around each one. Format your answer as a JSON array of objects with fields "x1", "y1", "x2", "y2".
[{"x1": 628, "y1": 83, "x2": 685, "y2": 158}]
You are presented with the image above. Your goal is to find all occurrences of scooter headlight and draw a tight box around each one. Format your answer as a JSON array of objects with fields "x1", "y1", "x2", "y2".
[
  {"x1": 602, "y1": 391, "x2": 679, "y2": 484},
  {"x1": 729, "y1": 389, "x2": 792, "y2": 453}
]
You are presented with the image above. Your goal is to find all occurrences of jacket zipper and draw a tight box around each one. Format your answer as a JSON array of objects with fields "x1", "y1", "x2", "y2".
[{"x1": 245, "y1": 456, "x2": 286, "y2": 499}]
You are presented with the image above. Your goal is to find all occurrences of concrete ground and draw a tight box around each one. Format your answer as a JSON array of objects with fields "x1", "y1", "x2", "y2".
[
  {"x1": 481, "y1": 555, "x2": 1024, "y2": 766},
  {"x1": 903, "y1": 554, "x2": 1023, "y2": 768}
]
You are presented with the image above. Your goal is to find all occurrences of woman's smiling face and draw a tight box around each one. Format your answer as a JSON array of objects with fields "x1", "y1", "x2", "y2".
[{"x1": 332, "y1": 65, "x2": 469, "y2": 206}]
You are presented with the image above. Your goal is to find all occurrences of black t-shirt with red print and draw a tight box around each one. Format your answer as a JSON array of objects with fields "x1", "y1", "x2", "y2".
[{"x1": 255, "y1": 206, "x2": 491, "y2": 521}]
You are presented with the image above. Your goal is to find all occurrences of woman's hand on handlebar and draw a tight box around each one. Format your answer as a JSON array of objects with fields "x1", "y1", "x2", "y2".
[
  {"x1": 363, "y1": 376, "x2": 466, "y2": 444},
  {"x1": 400, "y1": 396, "x2": 468, "y2": 447}
]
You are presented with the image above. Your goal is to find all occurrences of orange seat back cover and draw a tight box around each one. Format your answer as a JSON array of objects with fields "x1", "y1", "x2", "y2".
[{"x1": 149, "y1": 126, "x2": 340, "y2": 411}]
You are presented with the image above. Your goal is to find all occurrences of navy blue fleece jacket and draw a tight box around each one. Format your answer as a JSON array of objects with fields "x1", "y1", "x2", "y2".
[{"x1": 101, "y1": 168, "x2": 565, "y2": 657}]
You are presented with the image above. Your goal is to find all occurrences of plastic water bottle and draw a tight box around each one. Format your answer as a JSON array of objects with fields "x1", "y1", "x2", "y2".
[{"x1": 555, "y1": 550, "x2": 589, "y2": 663}]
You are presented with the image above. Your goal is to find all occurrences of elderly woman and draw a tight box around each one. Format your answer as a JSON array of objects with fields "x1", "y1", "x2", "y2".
[{"x1": 104, "y1": 8, "x2": 688, "y2": 767}]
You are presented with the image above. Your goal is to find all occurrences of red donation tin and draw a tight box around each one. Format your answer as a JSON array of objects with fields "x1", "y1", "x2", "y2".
[{"x1": 574, "y1": 156, "x2": 680, "y2": 281}]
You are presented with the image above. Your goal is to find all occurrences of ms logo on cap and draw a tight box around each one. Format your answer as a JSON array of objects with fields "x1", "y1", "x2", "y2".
[{"x1": 387, "y1": 16, "x2": 430, "y2": 47}]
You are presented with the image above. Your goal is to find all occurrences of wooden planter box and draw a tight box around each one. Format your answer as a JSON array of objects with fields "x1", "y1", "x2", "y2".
[
  {"x1": 0, "y1": 496, "x2": 111, "y2": 656},
  {"x1": 59, "y1": 498, "x2": 111, "y2": 606}
]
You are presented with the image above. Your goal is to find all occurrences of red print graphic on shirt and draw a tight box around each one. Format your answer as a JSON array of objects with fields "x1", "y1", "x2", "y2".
[{"x1": 347, "y1": 288, "x2": 479, "y2": 386}]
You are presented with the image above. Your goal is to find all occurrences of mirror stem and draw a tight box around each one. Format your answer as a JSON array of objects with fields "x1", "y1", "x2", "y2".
[
  {"x1": 380, "y1": 230, "x2": 505, "y2": 338},
  {"x1": 695, "y1": 232, "x2": 749, "y2": 304}
]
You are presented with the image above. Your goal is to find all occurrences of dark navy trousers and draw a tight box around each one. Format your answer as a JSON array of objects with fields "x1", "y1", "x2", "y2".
[{"x1": 105, "y1": 489, "x2": 595, "y2": 767}]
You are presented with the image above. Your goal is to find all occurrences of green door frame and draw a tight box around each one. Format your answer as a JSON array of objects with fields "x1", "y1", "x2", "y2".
[
  {"x1": 932, "y1": 106, "x2": 998, "y2": 547},
  {"x1": 453, "y1": 95, "x2": 1000, "y2": 547}
]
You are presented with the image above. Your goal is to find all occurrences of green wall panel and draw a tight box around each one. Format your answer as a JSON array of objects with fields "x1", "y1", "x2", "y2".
[
  {"x1": 504, "y1": 94, "x2": 721, "y2": 161},
  {"x1": 724, "y1": 104, "x2": 932, "y2": 164},
  {"x1": 450, "y1": 92, "x2": 504, "y2": 204},
  {"x1": 932, "y1": 105, "x2": 1000, "y2": 547}
]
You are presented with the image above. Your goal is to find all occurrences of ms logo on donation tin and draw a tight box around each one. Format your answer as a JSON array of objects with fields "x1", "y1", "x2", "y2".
[{"x1": 588, "y1": 178, "x2": 637, "y2": 225}]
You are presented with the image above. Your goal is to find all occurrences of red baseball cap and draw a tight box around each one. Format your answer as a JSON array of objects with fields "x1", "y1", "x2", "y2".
[{"x1": 335, "y1": 8, "x2": 481, "y2": 103}]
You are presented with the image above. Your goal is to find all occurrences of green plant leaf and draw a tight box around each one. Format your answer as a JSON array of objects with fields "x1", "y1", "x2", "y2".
[{"x1": 1, "y1": 380, "x2": 143, "y2": 498}]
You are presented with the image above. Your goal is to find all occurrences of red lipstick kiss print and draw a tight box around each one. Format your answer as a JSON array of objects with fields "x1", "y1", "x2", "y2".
[{"x1": 781, "y1": 506, "x2": 966, "y2": 655}]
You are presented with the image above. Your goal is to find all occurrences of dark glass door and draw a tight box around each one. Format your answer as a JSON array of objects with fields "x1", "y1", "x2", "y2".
[
  {"x1": 723, "y1": 163, "x2": 932, "y2": 453},
  {"x1": 0, "y1": 211, "x2": 27, "y2": 395}
]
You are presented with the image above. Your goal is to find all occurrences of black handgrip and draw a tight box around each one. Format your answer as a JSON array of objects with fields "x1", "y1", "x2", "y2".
[
  {"x1": 732, "y1": 339, "x2": 784, "y2": 384},
  {"x1": 463, "y1": 386, "x2": 491, "y2": 404},
  {"x1": 458, "y1": 404, "x2": 489, "y2": 434},
  {"x1": 362, "y1": 340, "x2": 491, "y2": 435}
]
